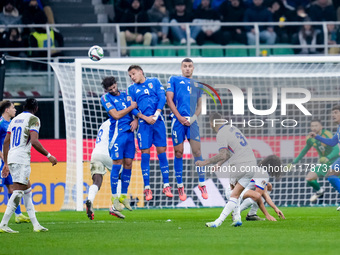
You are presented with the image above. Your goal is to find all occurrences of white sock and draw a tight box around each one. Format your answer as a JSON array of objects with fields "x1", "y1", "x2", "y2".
[
  {"x1": 217, "y1": 197, "x2": 238, "y2": 223},
  {"x1": 177, "y1": 183, "x2": 183, "y2": 188},
  {"x1": 145, "y1": 185, "x2": 150, "y2": 190},
  {"x1": 239, "y1": 198, "x2": 254, "y2": 213},
  {"x1": 88, "y1": 185, "x2": 99, "y2": 203},
  {"x1": 249, "y1": 199, "x2": 261, "y2": 215},
  {"x1": 23, "y1": 188, "x2": 39, "y2": 227},
  {"x1": 0, "y1": 190, "x2": 23, "y2": 227},
  {"x1": 232, "y1": 198, "x2": 241, "y2": 221},
  {"x1": 199, "y1": 182, "x2": 205, "y2": 187},
  {"x1": 163, "y1": 183, "x2": 169, "y2": 188}
]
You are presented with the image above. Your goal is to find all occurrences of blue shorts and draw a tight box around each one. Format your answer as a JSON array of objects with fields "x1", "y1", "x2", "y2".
[
  {"x1": 0, "y1": 173, "x2": 13, "y2": 187},
  {"x1": 109, "y1": 131, "x2": 135, "y2": 160},
  {"x1": 137, "y1": 117, "x2": 167, "y2": 150},
  {"x1": 171, "y1": 118, "x2": 200, "y2": 146},
  {"x1": 331, "y1": 158, "x2": 340, "y2": 171}
]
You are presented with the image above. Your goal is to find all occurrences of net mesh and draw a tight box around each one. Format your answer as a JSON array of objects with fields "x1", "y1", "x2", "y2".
[{"x1": 51, "y1": 58, "x2": 340, "y2": 210}]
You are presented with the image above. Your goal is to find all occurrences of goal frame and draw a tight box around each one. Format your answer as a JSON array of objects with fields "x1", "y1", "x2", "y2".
[{"x1": 70, "y1": 56, "x2": 340, "y2": 211}]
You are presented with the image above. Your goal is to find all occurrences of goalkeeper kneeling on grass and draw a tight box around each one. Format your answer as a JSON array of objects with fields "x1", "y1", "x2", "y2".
[{"x1": 231, "y1": 155, "x2": 285, "y2": 223}]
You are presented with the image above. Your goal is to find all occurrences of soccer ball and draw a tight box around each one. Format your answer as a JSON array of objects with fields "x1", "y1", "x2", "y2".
[{"x1": 88, "y1": 45, "x2": 104, "y2": 61}]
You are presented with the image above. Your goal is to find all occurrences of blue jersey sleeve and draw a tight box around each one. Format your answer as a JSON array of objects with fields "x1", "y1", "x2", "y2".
[
  {"x1": 155, "y1": 79, "x2": 166, "y2": 110},
  {"x1": 315, "y1": 134, "x2": 339, "y2": 147},
  {"x1": 166, "y1": 76, "x2": 175, "y2": 93},
  {"x1": 125, "y1": 95, "x2": 140, "y2": 117},
  {"x1": 101, "y1": 94, "x2": 115, "y2": 112}
]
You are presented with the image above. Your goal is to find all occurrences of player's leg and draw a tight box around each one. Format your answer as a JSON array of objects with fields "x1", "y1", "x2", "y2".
[
  {"x1": 154, "y1": 119, "x2": 173, "y2": 198},
  {"x1": 171, "y1": 118, "x2": 187, "y2": 200},
  {"x1": 138, "y1": 121, "x2": 153, "y2": 200},
  {"x1": 206, "y1": 182, "x2": 244, "y2": 228},
  {"x1": 86, "y1": 164, "x2": 104, "y2": 220},
  {"x1": 188, "y1": 122, "x2": 207, "y2": 199},
  {"x1": 306, "y1": 170, "x2": 325, "y2": 202},
  {"x1": 119, "y1": 157, "x2": 133, "y2": 211},
  {"x1": 326, "y1": 159, "x2": 340, "y2": 208},
  {"x1": 6, "y1": 181, "x2": 30, "y2": 224}
]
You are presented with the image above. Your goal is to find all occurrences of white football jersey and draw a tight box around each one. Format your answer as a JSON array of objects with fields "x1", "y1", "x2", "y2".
[
  {"x1": 217, "y1": 125, "x2": 256, "y2": 166},
  {"x1": 91, "y1": 119, "x2": 110, "y2": 158},
  {"x1": 7, "y1": 112, "x2": 41, "y2": 165}
]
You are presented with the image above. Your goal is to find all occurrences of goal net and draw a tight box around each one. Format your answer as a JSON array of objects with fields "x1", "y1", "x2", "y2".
[{"x1": 50, "y1": 57, "x2": 340, "y2": 211}]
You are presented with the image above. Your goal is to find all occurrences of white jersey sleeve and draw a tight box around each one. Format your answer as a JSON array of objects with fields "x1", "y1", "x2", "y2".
[
  {"x1": 91, "y1": 119, "x2": 110, "y2": 158},
  {"x1": 7, "y1": 112, "x2": 40, "y2": 165}
]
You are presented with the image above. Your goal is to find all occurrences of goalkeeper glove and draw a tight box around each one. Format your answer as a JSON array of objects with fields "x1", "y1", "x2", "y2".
[{"x1": 319, "y1": 157, "x2": 329, "y2": 164}]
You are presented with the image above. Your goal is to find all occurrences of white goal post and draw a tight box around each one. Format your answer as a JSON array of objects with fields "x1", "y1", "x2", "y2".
[{"x1": 51, "y1": 56, "x2": 340, "y2": 211}]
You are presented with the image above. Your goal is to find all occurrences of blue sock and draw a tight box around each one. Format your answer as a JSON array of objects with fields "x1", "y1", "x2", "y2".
[
  {"x1": 121, "y1": 168, "x2": 132, "y2": 194},
  {"x1": 327, "y1": 175, "x2": 340, "y2": 193},
  {"x1": 8, "y1": 193, "x2": 22, "y2": 215},
  {"x1": 158, "y1": 152, "x2": 169, "y2": 185},
  {"x1": 174, "y1": 157, "x2": 183, "y2": 185},
  {"x1": 141, "y1": 153, "x2": 150, "y2": 187},
  {"x1": 110, "y1": 164, "x2": 121, "y2": 195},
  {"x1": 194, "y1": 156, "x2": 205, "y2": 183}
]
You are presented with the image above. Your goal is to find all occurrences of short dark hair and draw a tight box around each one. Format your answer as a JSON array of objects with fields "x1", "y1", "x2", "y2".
[
  {"x1": 310, "y1": 119, "x2": 322, "y2": 125},
  {"x1": 23, "y1": 98, "x2": 38, "y2": 112},
  {"x1": 209, "y1": 112, "x2": 222, "y2": 123},
  {"x1": 101, "y1": 76, "x2": 117, "y2": 90},
  {"x1": 0, "y1": 100, "x2": 12, "y2": 115},
  {"x1": 259, "y1": 155, "x2": 282, "y2": 179},
  {"x1": 128, "y1": 65, "x2": 143, "y2": 73},
  {"x1": 332, "y1": 105, "x2": 340, "y2": 112},
  {"x1": 181, "y1": 58, "x2": 193, "y2": 64}
]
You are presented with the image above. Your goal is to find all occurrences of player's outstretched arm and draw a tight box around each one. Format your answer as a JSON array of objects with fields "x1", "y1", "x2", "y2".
[
  {"x1": 310, "y1": 132, "x2": 339, "y2": 147},
  {"x1": 195, "y1": 148, "x2": 230, "y2": 167},
  {"x1": 262, "y1": 190, "x2": 285, "y2": 219},
  {"x1": 30, "y1": 131, "x2": 57, "y2": 166},
  {"x1": 166, "y1": 91, "x2": 190, "y2": 126}
]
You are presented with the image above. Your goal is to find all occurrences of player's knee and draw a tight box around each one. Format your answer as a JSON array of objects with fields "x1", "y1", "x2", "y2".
[
  {"x1": 175, "y1": 150, "x2": 183, "y2": 158},
  {"x1": 124, "y1": 161, "x2": 133, "y2": 169}
]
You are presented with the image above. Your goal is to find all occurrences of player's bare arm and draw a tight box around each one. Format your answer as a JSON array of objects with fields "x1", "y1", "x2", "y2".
[
  {"x1": 108, "y1": 101, "x2": 137, "y2": 120},
  {"x1": 30, "y1": 131, "x2": 57, "y2": 166},
  {"x1": 195, "y1": 148, "x2": 230, "y2": 167},
  {"x1": 190, "y1": 97, "x2": 202, "y2": 125},
  {"x1": 262, "y1": 191, "x2": 285, "y2": 219},
  {"x1": 166, "y1": 91, "x2": 190, "y2": 126}
]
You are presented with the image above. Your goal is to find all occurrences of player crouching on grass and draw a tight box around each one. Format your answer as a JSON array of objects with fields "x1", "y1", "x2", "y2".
[
  {"x1": 196, "y1": 112, "x2": 276, "y2": 228},
  {"x1": 232, "y1": 155, "x2": 285, "y2": 224}
]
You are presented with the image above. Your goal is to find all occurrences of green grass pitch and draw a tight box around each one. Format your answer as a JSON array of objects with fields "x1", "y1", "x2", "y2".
[{"x1": 1, "y1": 207, "x2": 339, "y2": 255}]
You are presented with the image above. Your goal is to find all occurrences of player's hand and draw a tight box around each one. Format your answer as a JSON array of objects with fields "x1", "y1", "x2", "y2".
[
  {"x1": 48, "y1": 155, "x2": 58, "y2": 166},
  {"x1": 130, "y1": 101, "x2": 137, "y2": 109},
  {"x1": 319, "y1": 157, "x2": 329, "y2": 164},
  {"x1": 178, "y1": 116, "x2": 190, "y2": 126},
  {"x1": 130, "y1": 119, "x2": 138, "y2": 131},
  {"x1": 145, "y1": 116, "x2": 156, "y2": 125},
  {"x1": 1, "y1": 164, "x2": 9, "y2": 178},
  {"x1": 265, "y1": 214, "x2": 277, "y2": 221},
  {"x1": 275, "y1": 209, "x2": 285, "y2": 219},
  {"x1": 195, "y1": 160, "x2": 206, "y2": 167},
  {"x1": 309, "y1": 132, "x2": 317, "y2": 138}
]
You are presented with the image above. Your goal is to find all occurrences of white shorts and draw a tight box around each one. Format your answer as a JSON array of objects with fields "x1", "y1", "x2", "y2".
[
  {"x1": 228, "y1": 162, "x2": 256, "y2": 188},
  {"x1": 9, "y1": 163, "x2": 31, "y2": 185},
  {"x1": 90, "y1": 153, "x2": 112, "y2": 177}
]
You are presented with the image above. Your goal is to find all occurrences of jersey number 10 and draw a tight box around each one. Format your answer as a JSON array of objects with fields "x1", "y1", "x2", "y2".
[{"x1": 11, "y1": 126, "x2": 22, "y2": 147}]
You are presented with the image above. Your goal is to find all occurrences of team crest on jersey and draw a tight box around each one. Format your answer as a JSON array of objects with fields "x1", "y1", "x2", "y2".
[
  {"x1": 106, "y1": 102, "x2": 112, "y2": 108},
  {"x1": 261, "y1": 180, "x2": 266, "y2": 185},
  {"x1": 34, "y1": 122, "x2": 39, "y2": 128},
  {"x1": 167, "y1": 83, "x2": 171, "y2": 89},
  {"x1": 116, "y1": 152, "x2": 119, "y2": 158},
  {"x1": 148, "y1": 83, "x2": 153, "y2": 89}
]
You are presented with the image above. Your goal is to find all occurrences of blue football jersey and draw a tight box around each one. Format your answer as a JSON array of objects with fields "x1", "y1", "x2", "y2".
[
  {"x1": 167, "y1": 76, "x2": 202, "y2": 118},
  {"x1": 0, "y1": 117, "x2": 10, "y2": 151},
  {"x1": 101, "y1": 91, "x2": 136, "y2": 137},
  {"x1": 127, "y1": 77, "x2": 166, "y2": 116}
]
